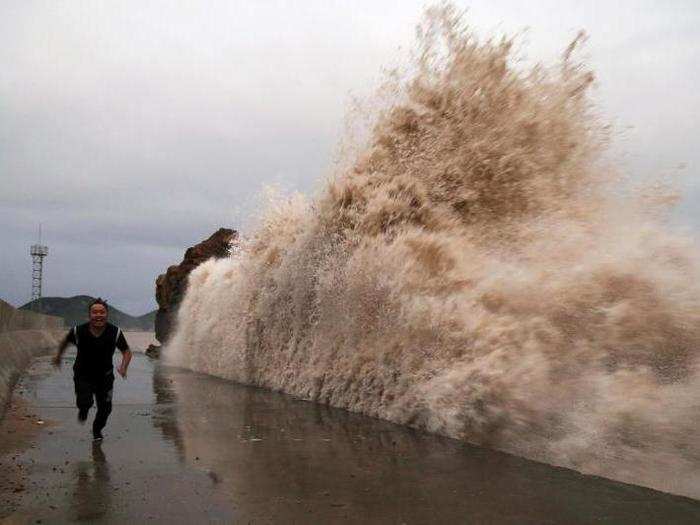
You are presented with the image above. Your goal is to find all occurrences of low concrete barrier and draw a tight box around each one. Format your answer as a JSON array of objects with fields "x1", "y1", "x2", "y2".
[
  {"x1": 0, "y1": 298, "x2": 64, "y2": 332},
  {"x1": 0, "y1": 329, "x2": 64, "y2": 420},
  {"x1": 0, "y1": 299, "x2": 65, "y2": 420}
]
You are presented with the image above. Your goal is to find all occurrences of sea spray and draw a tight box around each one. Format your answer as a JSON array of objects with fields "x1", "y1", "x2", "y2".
[{"x1": 167, "y1": 5, "x2": 700, "y2": 497}]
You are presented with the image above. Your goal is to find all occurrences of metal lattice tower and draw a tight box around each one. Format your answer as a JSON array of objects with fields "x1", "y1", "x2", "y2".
[{"x1": 30, "y1": 226, "x2": 48, "y2": 308}]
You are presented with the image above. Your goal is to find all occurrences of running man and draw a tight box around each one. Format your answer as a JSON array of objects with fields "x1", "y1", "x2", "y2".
[{"x1": 52, "y1": 298, "x2": 132, "y2": 441}]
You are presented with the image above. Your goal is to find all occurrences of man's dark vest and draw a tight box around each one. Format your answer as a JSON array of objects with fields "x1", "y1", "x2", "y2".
[{"x1": 71, "y1": 322, "x2": 124, "y2": 378}]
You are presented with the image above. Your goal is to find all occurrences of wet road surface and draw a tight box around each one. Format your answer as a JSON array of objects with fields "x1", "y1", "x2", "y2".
[{"x1": 2, "y1": 351, "x2": 700, "y2": 524}]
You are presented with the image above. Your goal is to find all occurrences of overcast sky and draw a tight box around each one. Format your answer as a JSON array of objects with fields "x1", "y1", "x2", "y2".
[{"x1": 1, "y1": 1, "x2": 699, "y2": 315}]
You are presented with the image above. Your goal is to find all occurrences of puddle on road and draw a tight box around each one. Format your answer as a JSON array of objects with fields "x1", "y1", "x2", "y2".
[{"x1": 152, "y1": 361, "x2": 700, "y2": 524}]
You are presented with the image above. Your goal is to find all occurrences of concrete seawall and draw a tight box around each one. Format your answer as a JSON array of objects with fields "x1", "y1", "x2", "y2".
[
  {"x1": 0, "y1": 330, "x2": 63, "y2": 419},
  {"x1": 0, "y1": 299, "x2": 64, "y2": 420},
  {"x1": 0, "y1": 298, "x2": 64, "y2": 332}
]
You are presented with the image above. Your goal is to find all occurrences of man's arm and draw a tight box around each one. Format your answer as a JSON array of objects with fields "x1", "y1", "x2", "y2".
[
  {"x1": 53, "y1": 328, "x2": 75, "y2": 368},
  {"x1": 117, "y1": 350, "x2": 132, "y2": 378},
  {"x1": 116, "y1": 331, "x2": 132, "y2": 379}
]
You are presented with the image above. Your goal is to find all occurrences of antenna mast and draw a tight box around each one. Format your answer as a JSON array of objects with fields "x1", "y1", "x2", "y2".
[{"x1": 30, "y1": 224, "x2": 48, "y2": 310}]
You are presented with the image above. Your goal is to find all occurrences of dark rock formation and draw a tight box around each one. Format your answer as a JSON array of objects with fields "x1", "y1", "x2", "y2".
[
  {"x1": 145, "y1": 344, "x2": 161, "y2": 359},
  {"x1": 155, "y1": 228, "x2": 237, "y2": 344}
]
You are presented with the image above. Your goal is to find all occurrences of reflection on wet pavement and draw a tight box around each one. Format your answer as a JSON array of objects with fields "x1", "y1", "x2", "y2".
[
  {"x1": 72, "y1": 442, "x2": 111, "y2": 521},
  {"x1": 1, "y1": 351, "x2": 700, "y2": 523}
]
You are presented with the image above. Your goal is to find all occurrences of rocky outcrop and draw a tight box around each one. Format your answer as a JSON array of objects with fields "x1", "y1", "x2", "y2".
[
  {"x1": 145, "y1": 344, "x2": 161, "y2": 359},
  {"x1": 155, "y1": 228, "x2": 237, "y2": 344}
]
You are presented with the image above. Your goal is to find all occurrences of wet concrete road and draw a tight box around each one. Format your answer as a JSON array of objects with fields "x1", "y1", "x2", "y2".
[{"x1": 2, "y1": 351, "x2": 700, "y2": 524}]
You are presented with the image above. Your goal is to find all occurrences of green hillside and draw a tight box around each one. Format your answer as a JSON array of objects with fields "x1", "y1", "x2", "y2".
[{"x1": 20, "y1": 296, "x2": 156, "y2": 331}]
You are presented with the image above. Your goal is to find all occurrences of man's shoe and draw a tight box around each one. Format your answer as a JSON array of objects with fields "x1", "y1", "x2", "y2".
[
  {"x1": 92, "y1": 432, "x2": 103, "y2": 442},
  {"x1": 77, "y1": 409, "x2": 88, "y2": 424}
]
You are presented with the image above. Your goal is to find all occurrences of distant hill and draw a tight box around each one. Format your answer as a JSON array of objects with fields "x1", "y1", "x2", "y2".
[{"x1": 20, "y1": 296, "x2": 156, "y2": 331}]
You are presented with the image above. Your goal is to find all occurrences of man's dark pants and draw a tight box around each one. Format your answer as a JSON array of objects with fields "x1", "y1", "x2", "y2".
[{"x1": 74, "y1": 372, "x2": 114, "y2": 436}]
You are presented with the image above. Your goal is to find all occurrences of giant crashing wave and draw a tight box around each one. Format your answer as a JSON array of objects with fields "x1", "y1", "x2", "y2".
[{"x1": 166, "y1": 6, "x2": 700, "y2": 498}]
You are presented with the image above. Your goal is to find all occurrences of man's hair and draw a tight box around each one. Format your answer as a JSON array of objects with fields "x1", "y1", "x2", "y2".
[{"x1": 88, "y1": 297, "x2": 109, "y2": 313}]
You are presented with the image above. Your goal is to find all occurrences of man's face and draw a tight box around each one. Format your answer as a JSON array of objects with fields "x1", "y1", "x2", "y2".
[{"x1": 89, "y1": 304, "x2": 108, "y2": 328}]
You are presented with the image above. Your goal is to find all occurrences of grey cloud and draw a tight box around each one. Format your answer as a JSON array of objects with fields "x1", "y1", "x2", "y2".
[{"x1": 1, "y1": 0, "x2": 698, "y2": 313}]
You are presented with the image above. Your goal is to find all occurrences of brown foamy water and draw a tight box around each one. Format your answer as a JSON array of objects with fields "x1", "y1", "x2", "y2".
[{"x1": 167, "y1": 5, "x2": 700, "y2": 498}]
